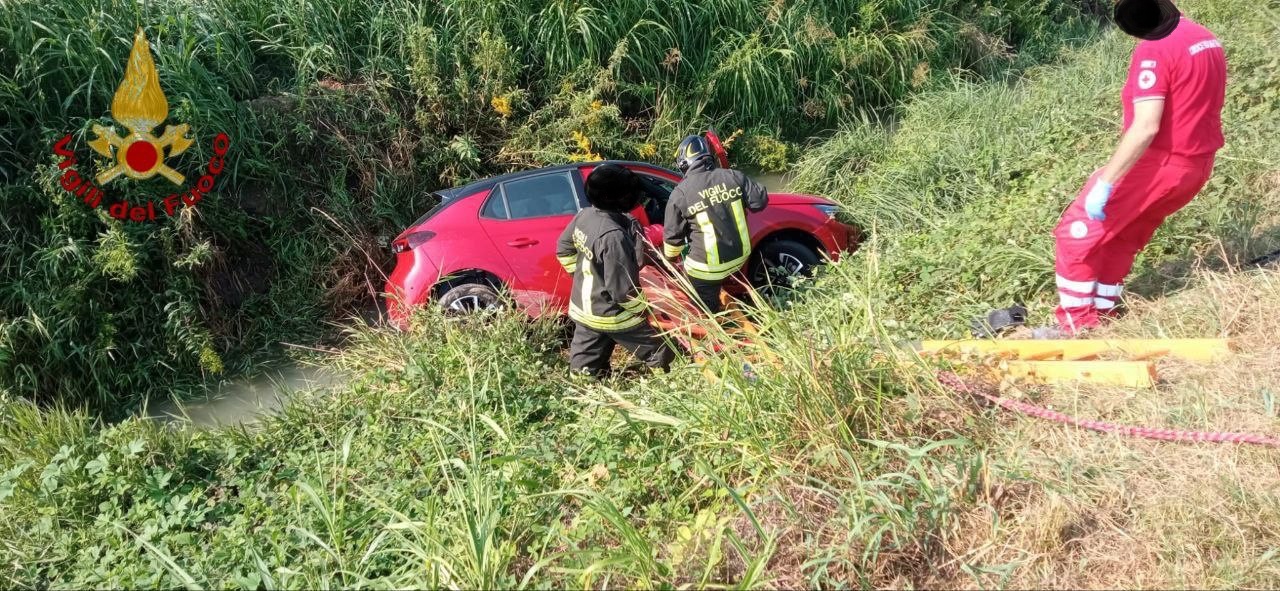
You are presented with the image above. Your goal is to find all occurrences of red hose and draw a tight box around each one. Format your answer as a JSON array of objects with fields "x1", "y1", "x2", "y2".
[{"x1": 937, "y1": 371, "x2": 1280, "y2": 448}]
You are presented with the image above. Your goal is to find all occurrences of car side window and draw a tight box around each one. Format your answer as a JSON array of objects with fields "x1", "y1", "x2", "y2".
[
  {"x1": 637, "y1": 173, "x2": 677, "y2": 223},
  {"x1": 484, "y1": 172, "x2": 579, "y2": 220},
  {"x1": 479, "y1": 188, "x2": 509, "y2": 219}
]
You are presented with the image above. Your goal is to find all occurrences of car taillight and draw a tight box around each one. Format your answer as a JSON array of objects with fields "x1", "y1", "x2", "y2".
[{"x1": 391, "y1": 230, "x2": 436, "y2": 253}]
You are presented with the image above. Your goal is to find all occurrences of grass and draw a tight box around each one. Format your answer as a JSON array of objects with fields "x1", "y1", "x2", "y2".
[
  {"x1": 6, "y1": 261, "x2": 1275, "y2": 587},
  {"x1": 940, "y1": 267, "x2": 1280, "y2": 588},
  {"x1": 791, "y1": 0, "x2": 1280, "y2": 338},
  {"x1": 1, "y1": 0, "x2": 1279, "y2": 588},
  {"x1": 0, "y1": 282, "x2": 979, "y2": 588},
  {"x1": 0, "y1": 0, "x2": 1098, "y2": 414}
]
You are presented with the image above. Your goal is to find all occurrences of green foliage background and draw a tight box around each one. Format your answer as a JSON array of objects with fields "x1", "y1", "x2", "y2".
[
  {"x1": 2, "y1": 0, "x2": 1279, "y2": 588},
  {"x1": 0, "y1": 0, "x2": 1098, "y2": 413}
]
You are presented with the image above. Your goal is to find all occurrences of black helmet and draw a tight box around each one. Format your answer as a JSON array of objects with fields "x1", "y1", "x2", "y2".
[
  {"x1": 674, "y1": 135, "x2": 715, "y2": 174},
  {"x1": 1114, "y1": 0, "x2": 1181, "y2": 40}
]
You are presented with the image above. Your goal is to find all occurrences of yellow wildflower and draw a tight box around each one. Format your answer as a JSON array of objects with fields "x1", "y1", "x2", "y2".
[
  {"x1": 199, "y1": 345, "x2": 224, "y2": 375},
  {"x1": 638, "y1": 143, "x2": 657, "y2": 158},
  {"x1": 491, "y1": 95, "x2": 513, "y2": 118},
  {"x1": 569, "y1": 130, "x2": 602, "y2": 162},
  {"x1": 724, "y1": 128, "x2": 745, "y2": 148}
]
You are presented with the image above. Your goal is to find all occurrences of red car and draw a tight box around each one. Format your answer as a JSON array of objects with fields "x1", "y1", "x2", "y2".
[{"x1": 385, "y1": 161, "x2": 860, "y2": 327}]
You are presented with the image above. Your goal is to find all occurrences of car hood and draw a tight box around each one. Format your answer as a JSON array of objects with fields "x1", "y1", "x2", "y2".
[{"x1": 765, "y1": 192, "x2": 834, "y2": 206}]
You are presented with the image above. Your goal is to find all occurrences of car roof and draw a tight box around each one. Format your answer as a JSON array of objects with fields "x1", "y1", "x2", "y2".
[{"x1": 436, "y1": 160, "x2": 679, "y2": 201}]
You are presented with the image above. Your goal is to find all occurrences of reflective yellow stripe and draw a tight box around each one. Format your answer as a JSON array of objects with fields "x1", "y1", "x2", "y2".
[
  {"x1": 684, "y1": 253, "x2": 750, "y2": 273},
  {"x1": 663, "y1": 242, "x2": 684, "y2": 259},
  {"x1": 685, "y1": 253, "x2": 749, "y2": 281},
  {"x1": 619, "y1": 293, "x2": 647, "y2": 313},
  {"x1": 558, "y1": 254, "x2": 578, "y2": 273},
  {"x1": 687, "y1": 201, "x2": 752, "y2": 281},
  {"x1": 573, "y1": 260, "x2": 644, "y2": 331},
  {"x1": 686, "y1": 266, "x2": 741, "y2": 281},
  {"x1": 695, "y1": 211, "x2": 718, "y2": 266},
  {"x1": 569, "y1": 304, "x2": 644, "y2": 332},
  {"x1": 581, "y1": 262, "x2": 595, "y2": 317},
  {"x1": 731, "y1": 200, "x2": 750, "y2": 250}
]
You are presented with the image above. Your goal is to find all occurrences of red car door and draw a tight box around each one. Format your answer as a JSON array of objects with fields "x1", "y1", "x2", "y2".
[{"x1": 476, "y1": 170, "x2": 582, "y2": 317}]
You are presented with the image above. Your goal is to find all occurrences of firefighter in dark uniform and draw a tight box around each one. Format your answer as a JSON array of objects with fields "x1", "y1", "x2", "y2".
[
  {"x1": 556, "y1": 164, "x2": 675, "y2": 377},
  {"x1": 663, "y1": 135, "x2": 769, "y2": 313}
]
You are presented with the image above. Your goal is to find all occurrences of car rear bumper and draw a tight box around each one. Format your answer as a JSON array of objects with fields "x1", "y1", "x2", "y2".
[{"x1": 385, "y1": 249, "x2": 440, "y2": 329}]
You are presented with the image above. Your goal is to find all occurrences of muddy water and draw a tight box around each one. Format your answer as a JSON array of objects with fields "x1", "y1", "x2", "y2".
[
  {"x1": 145, "y1": 363, "x2": 340, "y2": 427},
  {"x1": 754, "y1": 172, "x2": 796, "y2": 193}
]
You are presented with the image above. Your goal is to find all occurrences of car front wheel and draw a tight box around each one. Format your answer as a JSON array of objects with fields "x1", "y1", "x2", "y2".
[{"x1": 749, "y1": 239, "x2": 822, "y2": 292}]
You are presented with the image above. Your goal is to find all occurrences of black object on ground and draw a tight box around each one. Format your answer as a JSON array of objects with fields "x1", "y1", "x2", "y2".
[
  {"x1": 971, "y1": 304, "x2": 1028, "y2": 338},
  {"x1": 1250, "y1": 249, "x2": 1280, "y2": 268}
]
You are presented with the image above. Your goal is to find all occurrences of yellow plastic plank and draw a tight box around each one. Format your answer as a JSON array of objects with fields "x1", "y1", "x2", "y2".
[
  {"x1": 1006, "y1": 360, "x2": 1158, "y2": 388},
  {"x1": 723, "y1": 304, "x2": 760, "y2": 337},
  {"x1": 1022, "y1": 349, "x2": 1064, "y2": 361},
  {"x1": 1127, "y1": 349, "x2": 1171, "y2": 362},
  {"x1": 921, "y1": 339, "x2": 1232, "y2": 363}
]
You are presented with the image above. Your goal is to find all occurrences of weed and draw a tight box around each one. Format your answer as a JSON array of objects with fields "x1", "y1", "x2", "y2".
[{"x1": 3, "y1": 0, "x2": 1277, "y2": 588}]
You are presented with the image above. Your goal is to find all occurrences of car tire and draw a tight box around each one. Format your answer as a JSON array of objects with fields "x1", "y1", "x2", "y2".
[
  {"x1": 438, "y1": 282, "x2": 503, "y2": 314},
  {"x1": 749, "y1": 239, "x2": 822, "y2": 292}
]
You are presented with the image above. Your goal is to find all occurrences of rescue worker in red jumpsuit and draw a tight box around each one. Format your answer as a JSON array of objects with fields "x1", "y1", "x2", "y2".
[{"x1": 1051, "y1": 0, "x2": 1226, "y2": 334}]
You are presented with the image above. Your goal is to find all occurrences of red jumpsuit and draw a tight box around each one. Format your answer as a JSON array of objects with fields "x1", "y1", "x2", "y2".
[{"x1": 1054, "y1": 16, "x2": 1227, "y2": 333}]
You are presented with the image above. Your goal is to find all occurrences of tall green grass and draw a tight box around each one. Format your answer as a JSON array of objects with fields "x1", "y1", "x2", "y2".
[
  {"x1": 0, "y1": 0, "x2": 1099, "y2": 175},
  {"x1": 792, "y1": 0, "x2": 1280, "y2": 337},
  {"x1": 2, "y1": 0, "x2": 1278, "y2": 586},
  {"x1": 0, "y1": 278, "x2": 988, "y2": 588},
  {"x1": 0, "y1": 0, "x2": 1098, "y2": 413}
]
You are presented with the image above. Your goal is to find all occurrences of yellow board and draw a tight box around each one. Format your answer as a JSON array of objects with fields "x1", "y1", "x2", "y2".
[
  {"x1": 1006, "y1": 360, "x2": 1157, "y2": 388},
  {"x1": 720, "y1": 293, "x2": 761, "y2": 337},
  {"x1": 920, "y1": 339, "x2": 1233, "y2": 363}
]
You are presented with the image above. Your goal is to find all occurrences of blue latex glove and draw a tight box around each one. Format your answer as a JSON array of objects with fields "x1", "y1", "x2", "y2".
[{"x1": 1084, "y1": 179, "x2": 1113, "y2": 221}]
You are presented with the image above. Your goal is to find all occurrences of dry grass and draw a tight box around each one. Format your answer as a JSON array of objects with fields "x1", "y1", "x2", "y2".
[
  {"x1": 728, "y1": 482, "x2": 842, "y2": 589},
  {"x1": 931, "y1": 268, "x2": 1280, "y2": 589}
]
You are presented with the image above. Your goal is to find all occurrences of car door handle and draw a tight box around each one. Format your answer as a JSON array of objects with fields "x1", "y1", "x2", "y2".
[{"x1": 507, "y1": 238, "x2": 539, "y2": 248}]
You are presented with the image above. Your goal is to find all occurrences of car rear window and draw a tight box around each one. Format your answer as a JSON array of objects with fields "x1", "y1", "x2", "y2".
[
  {"x1": 410, "y1": 192, "x2": 450, "y2": 227},
  {"x1": 480, "y1": 188, "x2": 509, "y2": 219}
]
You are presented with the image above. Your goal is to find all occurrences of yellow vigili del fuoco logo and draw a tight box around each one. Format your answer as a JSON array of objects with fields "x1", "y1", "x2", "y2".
[
  {"x1": 52, "y1": 29, "x2": 231, "y2": 222},
  {"x1": 89, "y1": 29, "x2": 194, "y2": 185}
]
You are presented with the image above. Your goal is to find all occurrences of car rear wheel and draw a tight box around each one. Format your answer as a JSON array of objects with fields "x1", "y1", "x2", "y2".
[
  {"x1": 438, "y1": 282, "x2": 503, "y2": 314},
  {"x1": 749, "y1": 239, "x2": 822, "y2": 293}
]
